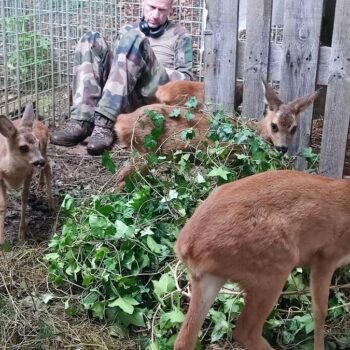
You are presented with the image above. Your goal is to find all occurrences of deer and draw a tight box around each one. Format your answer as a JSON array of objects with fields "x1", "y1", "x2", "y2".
[
  {"x1": 114, "y1": 82, "x2": 320, "y2": 188},
  {"x1": 0, "y1": 102, "x2": 54, "y2": 245},
  {"x1": 174, "y1": 169, "x2": 350, "y2": 350},
  {"x1": 155, "y1": 80, "x2": 244, "y2": 112}
]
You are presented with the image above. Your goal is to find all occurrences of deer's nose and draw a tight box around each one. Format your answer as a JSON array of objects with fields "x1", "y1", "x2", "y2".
[
  {"x1": 32, "y1": 158, "x2": 46, "y2": 168},
  {"x1": 276, "y1": 146, "x2": 288, "y2": 154}
]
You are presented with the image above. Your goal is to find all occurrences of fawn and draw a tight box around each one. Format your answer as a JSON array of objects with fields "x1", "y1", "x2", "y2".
[
  {"x1": 155, "y1": 80, "x2": 244, "y2": 111},
  {"x1": 174, "y1": 170, "x2": 350, "y2": 350},
  {"x1": 0, "y1": 102, "x2": 54, "y2": 245},
  {"x1": 114, "y1": 82, "x2": 319, "y2": 188}
]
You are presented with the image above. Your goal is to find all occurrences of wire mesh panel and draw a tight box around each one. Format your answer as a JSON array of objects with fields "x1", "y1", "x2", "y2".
[{"x1": 0, "y1": 0, "x2": 205, "y2": 125}]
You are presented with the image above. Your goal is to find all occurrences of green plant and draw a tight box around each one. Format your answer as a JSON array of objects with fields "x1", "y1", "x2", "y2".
[
  {"x1": 5, "y1": 16, "x2": 52, "y2": 91},
  {"x1": 44, "y1": 106, "x2": 347, "y2": 349}
]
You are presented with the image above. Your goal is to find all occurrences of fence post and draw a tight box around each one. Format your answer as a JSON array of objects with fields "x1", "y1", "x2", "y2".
[
  {"x1": 203, "y1": 0, "x2": 239, "y2": 114},
  {"x1": 242, "y1": 0, "x2": 273, "y2": 120},
  {"x1": 279, "y1": 0, "x2": 323, "y2": 169},
  {"x1": 319, "y1": 0, "x2": 350, "y2": 178}
]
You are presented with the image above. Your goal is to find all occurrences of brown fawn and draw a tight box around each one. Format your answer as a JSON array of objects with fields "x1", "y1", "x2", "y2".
[
  {"x1": 0, "y1": 102, "x2": 54, "y2": 245},
  {"x1": 155, "y1": 80, "x2": 244, "y2": 111},
  {"x1": 114, "y1": 81, "x2": 319, "y2": 188},
  {"x1": 174, "y1": 169, "x2": 350, "y2": 350}
]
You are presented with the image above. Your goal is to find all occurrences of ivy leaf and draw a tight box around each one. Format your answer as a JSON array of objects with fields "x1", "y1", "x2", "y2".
[
  {"x1": 108, "y1": 296, "x2": 139, "y2": 314},
  {"x1": 208, "y1": 167, "x2": 231, "y2": 180},
  {"x1": 102, "y1": 150, "x2": 117, "y2": 174},
  {"x1": 146, "y1": 236, "x2": 162, "y2": 254},
  {"x1": 185, "y1": 96, "x2": 198, "y2": 109},
  {"x1": 185, "y1": 111, "x2": 195, "y2": 121},
  {"x1": 170, "y1": 107, "x2": 181, "y2": 118},
  {"x1": 181, "y1": 128, "x2": 195, "y2": 140},
  {"x1": 153, "y1": 273, "x2": 176, "y2": 299},
  {"x1": 210, "y1": 310, "x2": 230, "y2": 342},
  {"x1": 159, "y1": 308, "x2": 185, "y2": 329},
  {"x1": 143, "y1": 134, "x2": 158, "y2": 150},
  {"x1": 61, "y1": 194, "x2": 74, "y2": 211},
  {"x1": 89, "y1": 214, "x2": 107, "y2": 229}
]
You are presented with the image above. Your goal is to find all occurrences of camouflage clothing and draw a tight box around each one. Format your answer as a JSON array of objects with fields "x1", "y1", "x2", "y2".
[{"x1": 71, "y1": 21, "x2": 193, "y2": 123}]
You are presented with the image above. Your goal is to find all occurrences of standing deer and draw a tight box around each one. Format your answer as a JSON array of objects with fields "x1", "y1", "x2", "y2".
[
  {"x1": 174, "y1": 170, "x2": 350, "y2": 350},
  {"x1": 114, "y1": 82, "x2": 320, "y2": 188},
  {"x1": 0, "y1": 102, "x2": 54, "y2": 245}
]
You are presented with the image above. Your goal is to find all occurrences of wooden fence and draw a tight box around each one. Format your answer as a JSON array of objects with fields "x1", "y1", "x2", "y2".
[{"x1": 204, "y1": 0, "x2": 350, "y2": 178}]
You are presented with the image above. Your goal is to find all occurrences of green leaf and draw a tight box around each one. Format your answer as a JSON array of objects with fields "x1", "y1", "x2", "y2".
[
  {"x1": 169, "y1": 107, "x2": 181, "y2": 118},
  {"x1": 92, "y1": 301, "x2": 105, "y2": 319},
  {"x1": 61, "y1": 194, "x2": 74, "y2": 211},
  {"x1": 117, "y1": 308, "x2": 146, "y2": 327},
  {"x1": 210, "y1": 310, "x2": 230, "y2": 342},
  {"x1": 140, "y1": 226, "x2": 154, "y2": 236},
  {"x1": 108, "y1": 296, "x2": 139, "y2": 314},
  {"x1": 115, "y1": 220, "x2": 133, "y2": 238},
  {"x1": 207, "y1": 166, "x2": 231, "y2": 180},
  {"x1": 102, "y1": 150, "x2": 117, "y2": 174},
  {"x1": 43, "y1": 253, "x2": 59, "y2": 261},
  {"x1": 143, "y1": 134, "x2": 158, "y2": 150},
  {"x1": 83, "y1": 291, "x2": 99, "y2": 305},
  {"x1": 185, "y1": 111, "x2": 195, "y2": 121},
  {"x1": 181, "y1": 128, "x2": 195, "y2": 140},
  {"x1": 153, "y1": 273, "x2": 176, "y2": 299},
  {"x1": 146, "y1": 236, "x2": 162, "y2": 254},
  {"x1": 159, "y1": 308, "x2": 185, "y2": 328},
  {"x1": 185, "y1": 96, "x2": 199, "y2": 109},
  {"x1": 0, "y1": 241, "x2": 11, "y2": 252},
  {"x1": 89, "y1": 214, "x2": 107, "y2": 229},
  {"x1": 41, "y1": 293, "x2": 55, "y2": 304}
]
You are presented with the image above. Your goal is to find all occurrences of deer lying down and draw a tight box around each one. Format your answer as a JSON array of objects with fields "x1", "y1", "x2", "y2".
[
  {"x1": 114, "y1": 83, "x2": 320, "y2": 188},
  {"x1": 174, "y1": 170, "x2": 350, "y2": 350},
  {"x1": 155, "y1": 80, "x2": 244, "y2": 111},
  {"x1": 0, "y1": 102, "x2": 54, "y2": 245}
]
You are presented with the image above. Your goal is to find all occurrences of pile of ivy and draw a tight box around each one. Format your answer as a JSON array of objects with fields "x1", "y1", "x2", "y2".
[{"x1": 44, "y1": 104, "x2": 349, "y2": 349}]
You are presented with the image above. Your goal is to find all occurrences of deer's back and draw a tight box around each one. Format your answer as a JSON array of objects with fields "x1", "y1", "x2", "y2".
[
  {"x1": 175, "y1": 170, "x2": 350, "y2": 280},
  {"x1": 115, "y1": 104, "x2": 210, "y2": 153}
]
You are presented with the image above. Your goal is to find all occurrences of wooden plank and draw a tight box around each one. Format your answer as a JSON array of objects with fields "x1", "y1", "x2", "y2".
[
  {"x1": 319, "y1": 0, "x2": 350, "y2": 178},
  {"x1": 236, "y1": 42, "x2": 331, "y2": 86},
  {"x1": 203, "y1": 0, "x2": 239, "y2": 113},
  {"x1": 242, "y1": 0, "x2": 273, "y2": 120},
  {"x1": 279, "y1": 0, "x2": 324, "y2": 169}
]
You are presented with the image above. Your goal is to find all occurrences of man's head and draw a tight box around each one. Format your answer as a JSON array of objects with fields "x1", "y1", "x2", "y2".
[{"x1": 142, "y1": 0, "x2": 174, "y2": 28}]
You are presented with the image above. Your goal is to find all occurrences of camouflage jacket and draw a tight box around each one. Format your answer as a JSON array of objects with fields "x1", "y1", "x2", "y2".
[{"x1": 119, "y1": 20, "x2": 193, "y2": 80}]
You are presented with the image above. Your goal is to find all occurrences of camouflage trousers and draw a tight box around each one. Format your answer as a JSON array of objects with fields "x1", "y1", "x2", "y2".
[{"x1": 71, "y1": 30, "x2": 170, "y2": 123}]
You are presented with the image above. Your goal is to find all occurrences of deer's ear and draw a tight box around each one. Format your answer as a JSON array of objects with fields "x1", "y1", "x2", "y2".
[
  {"x1": 21, "y1": 102, "x2": 35, "y2": 127},
  {"x1": 0, "y1": 115, "x2": 17, "y2": 138},
  {"x1": 289, "y1": 89, "x2": 321, "y2": 115},
  {"x1": 262, "y1": 80, "x2": 283, "y2": 112}
]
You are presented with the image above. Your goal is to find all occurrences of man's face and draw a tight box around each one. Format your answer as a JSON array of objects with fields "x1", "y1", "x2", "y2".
[{"x1": 142, "y1": 0, "x2": 173, "y2": 28}]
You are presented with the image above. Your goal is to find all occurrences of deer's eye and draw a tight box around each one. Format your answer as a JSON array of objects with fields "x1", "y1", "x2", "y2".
[
  {"x1": 271, "y1": 123, "x2": 279, "y2": 133},
  {"x1": 19, "y1": 145, "x2": 29, "y2": 153},
  {"x1": 290, "y1": 126, "x2": 297, "y2": 135}
]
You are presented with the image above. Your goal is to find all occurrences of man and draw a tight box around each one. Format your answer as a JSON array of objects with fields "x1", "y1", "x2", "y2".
[{"x1": 51, "y1": 0, "x2": 193, "y2": 155}]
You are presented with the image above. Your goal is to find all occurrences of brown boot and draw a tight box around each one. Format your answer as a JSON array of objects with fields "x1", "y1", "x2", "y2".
[
  {"x1": 50, "y1": 119, "x2": 93, "y2": 146},
  {"x1": 87, "y1": 113, "x2": 115, "y2": 156}
]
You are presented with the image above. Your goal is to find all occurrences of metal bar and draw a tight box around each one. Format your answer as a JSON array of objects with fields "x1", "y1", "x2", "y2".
[{"x1": 2, "y1": 0, "x2": 9, "y2": 116}]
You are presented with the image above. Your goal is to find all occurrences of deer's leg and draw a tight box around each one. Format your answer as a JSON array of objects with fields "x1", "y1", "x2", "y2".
[
  {"x1": 115, "y1": 160, "x2": 148, "y2": 190},
  {"x1": 0, "y1": 180, "x2": 7, "y2": 245},
  {"x1": 174, "y1": 273, "x2": 225, "y2": 350},
  {"x1": 310, "y1": 260, "x2": 336, "y2": 350},
  {"x1": 19, "y1": 172, "x2": 32, "y2": 241},
  {"x1": 42, "y1": 163, "x2": 54, "y2": 211},
  {"x1": 234, "y1": 271, "x2": 290, "y2": 350}
]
